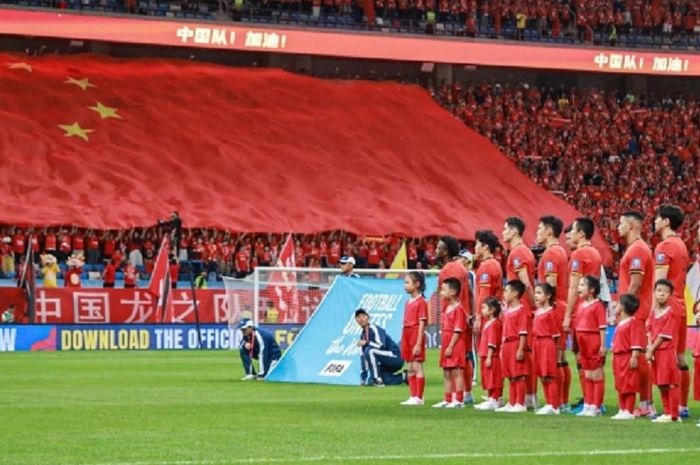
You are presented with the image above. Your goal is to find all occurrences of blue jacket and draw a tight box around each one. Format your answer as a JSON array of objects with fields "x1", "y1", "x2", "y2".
[
  {"x1": 240, "y1": 327, "x2": 282, "y2": 374},
  {"x1": 360, "y1": 324, "x2": 400, "y2": 356}
]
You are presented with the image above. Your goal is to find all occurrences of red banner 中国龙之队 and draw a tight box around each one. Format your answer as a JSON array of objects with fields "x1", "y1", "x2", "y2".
[
  {"x1": 0, "y1": 8, "x2": 698, "y2": 76},
  {"x1": 0, "y1": 287, "x2": 324, "y2": 324}
]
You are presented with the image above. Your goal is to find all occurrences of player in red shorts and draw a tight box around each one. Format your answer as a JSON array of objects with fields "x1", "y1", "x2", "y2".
[
  {"x1": 474, "y1": 297, "x2": 503, "y2": 411},
  {"x1": 653, "y1": 204, "x2": 691, "y2": 418},
  {"x1": 433, "y1": 278, "x2": 467, "y2": 409},
  {"x1": 532, "y1": 283, "x2": 561, "y2": 415},
  {"x1": 495, "y1": 280, "x2": 529, "y2": 413},
  {"x1": 647, "y1": 279, "x2": 682, "y2": 423},
  {"x1": 535, "y1": 215, "x2": 571, "y2": 411},
  {"x1": 400, "y1": 271, "x2": 428, "y2": 406},
  {"x1": 617, "y1": 210, "x2": 655, "y2": 417},
  {"x1": 610, "y1": 294, "x2": 645, "y2": 420},
  {"x1": 574, "y1": 275, "x2": 607, "y2": 417},
  {"x1": 437, "y1": 236, "x2": 474, "y2": 405},
  {"x1": 502, "y1": 217, "x2": 537, "y2": 408}
]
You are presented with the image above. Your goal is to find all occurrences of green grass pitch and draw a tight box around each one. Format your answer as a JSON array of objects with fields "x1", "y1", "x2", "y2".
[{"x1": 2, "y1": 349, "x2": 699, "y2": 465}]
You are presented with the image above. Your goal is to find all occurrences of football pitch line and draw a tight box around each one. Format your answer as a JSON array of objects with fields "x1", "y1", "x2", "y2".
[{"x1": 79, "y1": 447, "x2": 700, "y2": 465}]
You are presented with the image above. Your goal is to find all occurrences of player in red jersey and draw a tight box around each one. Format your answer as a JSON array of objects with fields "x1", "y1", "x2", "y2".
[
  {"x1": 473, "y1": 230, "x2": 503, "y2": 334},
  {"x1": 437, "y1": 236, "x2": 474, "y2": 405},
  {"x1": 433, "y1": 278, "x2": 467, "y2": 408},
  {"x1": 400, "y1": 272, "x2": 428, "y2": 406},
  {"x1": 563, "y1": 217, "x2": 602, "y2": 332},
  {"x1": 647, "y1": 280, "x2": 682, "y2": 423},
  {"x1": 617, "y1": 210, "x2": 655, "y2": 416},
  {"x1": 574, "y1": 275, "x2": 607, "y2": 417},
  {"x1": 653, "y1": 204, "x2": 691, "y2": 417},
  {"x1": 495, "y1": 280, "x2": 529, "y2": 413},
  {"x1": 474, "y1": 297, "x2": 503, "y2": 411},
  {"x1": 532, "y1": 283, "x2": 561, "y2": 415},
  {"x1": 535, "y1": 215, "x2": 571, "y2": 409},
  {"x1": 611, "y1": 294, "x2": 645, "y2": 420},
  {"x1": 502, "y1": 217, "x2": 537, "y2": 408}
]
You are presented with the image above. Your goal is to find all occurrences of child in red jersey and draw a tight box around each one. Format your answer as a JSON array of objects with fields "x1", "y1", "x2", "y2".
[
  {"x1": 611, "y1": 294, "x2": 645, "y2": 420},
  {"x1": 432, "y1": 278, "x2": 467, "y2": 409},
  {"x1": 575, "y1": 275, "x2": 607, "y2": 417},
  {"x1": 474, "y1": 297, "x2": 503, "y2": 411},
  {"x1": 400, "y1": 271, "x2": 428, "y2": 406},
  {"x1": 495, "y1": 280, "x2": 529, "y2": 413},
  {"x1": 647, "y1": 279, "x2": 682, "y2": 423},
  {"x1": 532, "y1": 283, "x2": 561, "y2": 415}
]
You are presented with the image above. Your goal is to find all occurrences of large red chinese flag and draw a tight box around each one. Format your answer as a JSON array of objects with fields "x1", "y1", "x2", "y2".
[
  {"x1": 269, "y1": 234, "x2": 300, "y2": 323},
  {"x1": 0, "y1": 53, "x2": 612, "y2": 265}
]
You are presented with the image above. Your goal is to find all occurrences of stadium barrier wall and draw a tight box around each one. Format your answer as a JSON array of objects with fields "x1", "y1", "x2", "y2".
[{"x1": 0, "y1": 324, "x2": 302, "y2": 352}]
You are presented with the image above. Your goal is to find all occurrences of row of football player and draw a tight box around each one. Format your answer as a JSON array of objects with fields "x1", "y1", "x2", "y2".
[{"x1": 395, "y1": 205, "x2": 698, "y2": 424}]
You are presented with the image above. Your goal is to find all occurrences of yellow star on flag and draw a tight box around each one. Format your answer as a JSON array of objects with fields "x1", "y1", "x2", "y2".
[
  {"x1": 88, "y1": 102, "x2": 122, "y2": 120},
  {"x1": 65, "y1": 77, "x2": 96, "y2": 91},
  {"x1": 58, "y1": 122, "x2": 94, "y2": 142},
  {"x1": 7, "y1": 62, "x2": 32, "y2": 73}
]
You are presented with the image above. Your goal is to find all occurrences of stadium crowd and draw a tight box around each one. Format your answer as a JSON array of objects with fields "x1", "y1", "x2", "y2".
[
  {"x1": 432, "y1": 82, "x2": 700, "y2": 270},
  {"x1": 0, "y1": 225, "x2": 477, "y2": 283},
  {"x1": 3, "y1": 0, "x2": 699, "y2": 47}
]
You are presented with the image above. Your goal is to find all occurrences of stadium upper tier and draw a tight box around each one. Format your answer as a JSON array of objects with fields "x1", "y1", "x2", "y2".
[
  {"x1": 1, "y1": 0, "x2": 699, "y2": 50},
  {"x1": 433, "y1": 81, "x2": 700, "y2": 258}
]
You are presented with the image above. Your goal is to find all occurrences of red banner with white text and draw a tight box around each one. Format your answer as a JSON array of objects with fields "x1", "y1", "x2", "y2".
[
  {"x1": 0, "y1": 8, "x2": 698, "y2": 76},
  {"x1": 0, "y1": 287, "x2": 324, "y2": 324}
]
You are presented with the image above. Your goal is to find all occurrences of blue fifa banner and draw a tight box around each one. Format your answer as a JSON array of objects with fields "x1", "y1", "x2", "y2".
[
  {"x1": 0, "y1": 324, "x2": 301, "y2": 352},
  {"x1": 266, "y1": 276, "x2": 437, "y2": 385}
]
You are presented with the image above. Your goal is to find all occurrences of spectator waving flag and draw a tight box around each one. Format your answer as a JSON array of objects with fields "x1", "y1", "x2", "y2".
[
  {"x1": 17, "y1": 235, "x2": 35, "y2": 323},
  {"x1": 269, "y1": 234, "x2": 300, "y2": 323},
  {"x1": 385, "y1": 241, "x2": 407, "y2": 279},
  {"x1": 148, "y1": 236, "x2": 174, "y2": 322}
]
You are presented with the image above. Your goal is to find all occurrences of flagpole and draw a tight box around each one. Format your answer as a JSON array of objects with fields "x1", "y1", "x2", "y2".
[{"x1": 189, "y1": 265, "x2": 203, "y2": 350}]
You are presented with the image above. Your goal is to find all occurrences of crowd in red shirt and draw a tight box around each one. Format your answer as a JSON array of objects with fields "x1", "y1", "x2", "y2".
[
  {"x1": 0, "y1": 226, "x2": 478, "y2": 280},
  {"x1": 432, "y1": 81, "x2": 700, "y2": 269}
]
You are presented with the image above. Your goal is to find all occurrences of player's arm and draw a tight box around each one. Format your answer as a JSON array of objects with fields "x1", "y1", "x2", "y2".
[
  {"x1": 545, "y1": 274, "x2": 558, "y2": 288},
  {"x1": 414, "y1": 318, "x2": 426, "y2": 356},
  {"x1": 627, "y1": 273, "x2": 643, "y2": 297},
  {"x1": 516, "y1": 334, "x2": 527, "y2": 361},
  {"x1": 646, "y1": 334, "x2": 667, "y2": 361},
  {"x1": 564, "y1": 274, "x2": 581, "y2": 331},
  {"x1": 368, "y1": 326, "x2": 383, "y2": 349},
  {"x1": 486, "y1": 346, "x2": 494, "y2": 367},
  {"x1": 654, "y1": 266, "x2": 668, "y2": 282},
  {"x1": 516, "y1": 268, "x2": 535, "y2": 306},
  {"x1": 445, "y1": 330, "x2": 461, "y2": 357}
]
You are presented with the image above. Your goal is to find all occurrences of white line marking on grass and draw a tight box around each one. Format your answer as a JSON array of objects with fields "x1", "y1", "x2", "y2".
[{"x1": 75, "y1": 448, "x2": 700, "y2": 465}]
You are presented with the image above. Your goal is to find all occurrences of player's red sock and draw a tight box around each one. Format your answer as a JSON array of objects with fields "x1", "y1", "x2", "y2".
[
  {"x1": 463, "y1": 360, "x2": 473, "y2": 395},
  {"x1": 455, "y1": 390, "x2": 464, "y2": 403},
  {"x1": 541, "y1": 380, "x2": 551, "y2": 406},
  {"x1": 549, "y1": 379, "x2": 561, "y2": 408},
  {"x1": 669, "y1": 386, "x2": 680, "y2": 420},
  {"x1": 660, "y1": 389, "x2": 670, "y2": 415},
  {"x1": 593, "y1": 379, "x2": 604, "y2": 409},
  {"x1": 515, "y1": 378, "x2": 526, "y2": 406},
  {"x1": 617, "y1": 392, "x2": 625, "y2": 410},
  {"x1": 639, "y1": 358, "x2": 651, "y2": 403},
  {"x1": 561, "y1": 364, "x2": 571, "y2": 404},
  {"x1": 416, "y1": 376, "x2": 425, "y2": 399},
  {"x1": 489, "y1": 388, "x2": 502, "y2": 400},
  {"x1": 584, "y1": 378, "x2": 594, "y2": 406},
  {"x1": 444, "y1": 391, "x2": 452, "y2": 403},
  {"x1": 680, "y1": 367, "x2": 689, "y2": 407},
  {"x1": 408, "y1": 375, "x2": 416, "y2": 398},
  {"x1": 526, "y1": 355, "x2": 536, "y2": 396},
  {"x1": 624, "y1": 393, "x2": 636, "y2": 412},
  {"x1": 578, "y1": 368, "x2": 586, "y2": 399},
  {"x1": 508, "y1": 379, "x2": 517, "y2": 405}
]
